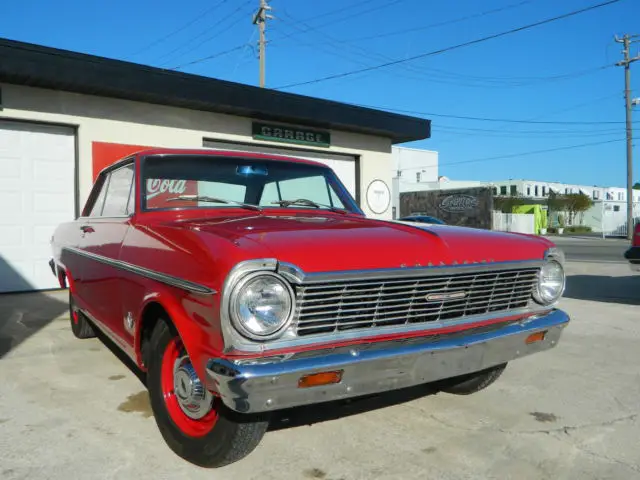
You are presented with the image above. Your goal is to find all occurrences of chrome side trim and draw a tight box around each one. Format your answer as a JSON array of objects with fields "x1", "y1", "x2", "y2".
[
  {"x1": 63, "y1": 247, "x2": 216, "y2": 295},
  {"x1": 277, "y1": 259, "x2": 545, "y2": 285},
  {"x1": 79, "y1": 307, "x2": 137, "y2": 363},
  {"x1": 207, "y1": 309, "x2": 570, "y2": 413}
]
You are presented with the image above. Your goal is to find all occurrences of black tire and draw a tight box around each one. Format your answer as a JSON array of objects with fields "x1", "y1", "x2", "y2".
[
  {"x1": 436, "y1": 363, "x2": 507, "y2": 395},
  {"x1": 69, "y1": 291, "x2": 96, "y2": 339},
  {"x1": 147, "y1": 319, "x2": 269, "y2": 468}
]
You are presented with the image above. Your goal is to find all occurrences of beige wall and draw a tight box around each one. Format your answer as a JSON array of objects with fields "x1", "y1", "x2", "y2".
[{"x1": 0, "y1": 83, "x2": 394, "y2": 218}]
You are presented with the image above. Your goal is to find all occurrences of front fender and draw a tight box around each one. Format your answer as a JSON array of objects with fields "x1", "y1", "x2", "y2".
[{"x1": 129, "y1": 283, "x2": 223, "y2": 385}]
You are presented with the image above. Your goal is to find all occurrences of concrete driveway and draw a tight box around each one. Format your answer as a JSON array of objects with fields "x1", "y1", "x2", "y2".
[{"x1": 1, "y1": 262, "x2": 639, "y2": 480}]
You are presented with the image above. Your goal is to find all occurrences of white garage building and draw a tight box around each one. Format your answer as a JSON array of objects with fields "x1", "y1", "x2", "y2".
[{"x1": 0, "y1": 38, "x2": 430, "y2": 292}]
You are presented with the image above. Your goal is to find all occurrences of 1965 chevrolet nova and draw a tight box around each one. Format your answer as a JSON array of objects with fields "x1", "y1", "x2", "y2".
[{"x1": 50, "y1": 148, "x2": 569, "y2": 467}]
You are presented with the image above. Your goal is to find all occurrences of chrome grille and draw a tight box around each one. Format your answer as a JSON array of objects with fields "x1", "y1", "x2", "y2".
[{"x1": 294, "y1": 267, "x2": 539, "y2": 336}]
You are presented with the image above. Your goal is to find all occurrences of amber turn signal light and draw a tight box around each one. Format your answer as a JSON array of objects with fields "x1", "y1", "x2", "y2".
[
  {"x1": 298, "y1": 371, "x2": 343, "y2": 388},
  {"x1": 525, "y1": 331, "x2": 547, "y2": 344}
]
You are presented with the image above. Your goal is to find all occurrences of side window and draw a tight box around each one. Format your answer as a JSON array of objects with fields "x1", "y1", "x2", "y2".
[
  {"x1": 126, "y1": 177, "x2": 135, "y2": 215},
  {"x1": 102, "y1": 165, "x2": 135, "y2": 217},
  {"x1": 89, "y1": 174, "x2": 109, "y2": 217}
]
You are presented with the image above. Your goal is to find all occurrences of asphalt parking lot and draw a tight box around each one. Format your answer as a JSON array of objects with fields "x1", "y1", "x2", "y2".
[{"x1": 1, "y1": 252, "x2": 639, "y2": 479}]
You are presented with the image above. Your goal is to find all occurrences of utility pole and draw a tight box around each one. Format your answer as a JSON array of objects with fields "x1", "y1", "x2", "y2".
[
  {"x1": 615, "y1": 34, "x2": 640, "y2": 240},
  {"x1": 253, "y1": 0, "x2": 272, "y2": 88}
]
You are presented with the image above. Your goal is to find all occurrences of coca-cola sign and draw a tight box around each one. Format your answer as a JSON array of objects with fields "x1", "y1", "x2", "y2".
[
  {"x1": 146, "y1": 178, "x2": 197, "y2": 208},
  {"x1": 439, "y1": 194, "x2": 479, "y2": 213},
  {"x1": 147, "y1": 179, "x2": 187, "y2": 199}
]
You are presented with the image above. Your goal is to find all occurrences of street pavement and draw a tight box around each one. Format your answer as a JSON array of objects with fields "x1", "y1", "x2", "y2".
[
  {"x1": 1, "y1": 261, "x2": 639, "y2": 479},
  {"x1": 549, "y1": 235, "x2": 629, "y2": 264}
]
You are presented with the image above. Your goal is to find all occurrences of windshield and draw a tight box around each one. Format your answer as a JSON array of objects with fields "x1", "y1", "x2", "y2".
[{"x1": 141, "y1": 154, "x2": 361, "y2": 213}]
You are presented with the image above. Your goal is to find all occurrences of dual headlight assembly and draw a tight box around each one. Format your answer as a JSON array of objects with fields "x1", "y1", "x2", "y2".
[{"x1": 227, "y1": 259, "x2": 565, "y2": 341}]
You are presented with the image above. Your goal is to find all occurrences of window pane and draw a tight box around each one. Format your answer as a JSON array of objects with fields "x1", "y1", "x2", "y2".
[
  {"x1": 278, "y1": 175, "x2": 332, "y2": 206},
  {"x1": 197, "y1": 181, "x2": 246, "y2": 205},
  {"x1": 102, "y1": 165, "x2": 134, "y2": 217},
  {"x1": 89, "y1": 175, "x2": 109, "y2": 217},
  {"x1": 142, "y1": 155, "x2": 354, "y2": 212},
  {"x1": 259, "y1": 182, "x2": 280, "y2": 206},
  {"x1": 126, "y1": 178, "x2": 135, "y2": 215}
]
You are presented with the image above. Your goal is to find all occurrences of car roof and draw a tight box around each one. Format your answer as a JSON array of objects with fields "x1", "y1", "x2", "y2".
[
  {"x1": 138, "y1": 148, "x2": 327, "y2": 167},
  {"x1": 98, "y1": 148, "x2": 330, "y2": 177}
]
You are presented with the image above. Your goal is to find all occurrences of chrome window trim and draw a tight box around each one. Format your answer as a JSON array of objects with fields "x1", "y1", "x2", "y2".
[{"x1": 63, "y1": 247, "x2": 216, "y2": 295}]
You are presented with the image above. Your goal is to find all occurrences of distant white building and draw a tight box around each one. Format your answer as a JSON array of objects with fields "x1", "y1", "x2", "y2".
[
  {"x1": 407, "y1": 177, "x2": 640, "y2": 234},
  {"x1": 391, "y1": 146, "x2": 438, "y2": 218}
]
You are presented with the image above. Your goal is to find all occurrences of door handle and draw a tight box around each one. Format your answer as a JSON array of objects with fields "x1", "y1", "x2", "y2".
[{"x1": 80, "y1": 225, "x2": 95, "y2": 234}]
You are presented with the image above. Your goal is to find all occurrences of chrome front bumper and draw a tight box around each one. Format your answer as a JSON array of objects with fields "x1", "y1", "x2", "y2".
[{"x1": 207, "y1": 309, "x2": 570, "y2": 414}]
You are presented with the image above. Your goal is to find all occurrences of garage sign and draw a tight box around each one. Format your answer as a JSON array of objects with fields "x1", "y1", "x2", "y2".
[{"x1": 252, "y1": 122, "x2": 330, "y2": 147}]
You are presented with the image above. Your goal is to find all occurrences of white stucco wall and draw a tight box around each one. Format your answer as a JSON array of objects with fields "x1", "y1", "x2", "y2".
[
  {"x1": 392, "y1": 146, "x2": 438, "y2": 183},
  {"x1": 0, "y1": 83, "x2": 394, "y2": 219}
]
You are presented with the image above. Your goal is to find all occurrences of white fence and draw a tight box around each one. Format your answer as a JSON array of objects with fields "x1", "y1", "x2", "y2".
[
  {"x1": 584, "y1": 201, "x2": 640, "y2": 236},
  {"x1": 492, "y1": 212, "x2": 535, "y2": 234}
]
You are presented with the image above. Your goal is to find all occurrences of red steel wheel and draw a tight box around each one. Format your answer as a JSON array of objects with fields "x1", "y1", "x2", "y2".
[
  {"x1": 160, "y1": 337, "x2": 218, "y2": 438},
  {"x1": 148, "y1": 319, "x2": 269, "y2": 467}
]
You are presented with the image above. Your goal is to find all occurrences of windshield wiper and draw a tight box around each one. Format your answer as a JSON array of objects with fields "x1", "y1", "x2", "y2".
[
  {"x1": 272, "y1": 198, "x2": 347, "y2": 214},
  {"x1": 167, "y1": 195, "x2": 262, "y2": 212}
]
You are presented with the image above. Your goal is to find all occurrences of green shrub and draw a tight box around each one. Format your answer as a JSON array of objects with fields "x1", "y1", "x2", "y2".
[{"x1": 564, "y1": 225, "x2": 592, "y2": 233}]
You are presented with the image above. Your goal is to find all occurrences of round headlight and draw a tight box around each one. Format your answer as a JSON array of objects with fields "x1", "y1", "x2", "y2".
[
  {"x1": 533, "y1": 261, "x2": 565, "y2": 305},
  {"x1": 230, "y1": 273, "x2": 294, "y2": 339}
]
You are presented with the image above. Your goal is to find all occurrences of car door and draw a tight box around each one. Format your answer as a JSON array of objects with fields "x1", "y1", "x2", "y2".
[{"x1": 78, "y1": 162, "x2": 135, "y2": 345}]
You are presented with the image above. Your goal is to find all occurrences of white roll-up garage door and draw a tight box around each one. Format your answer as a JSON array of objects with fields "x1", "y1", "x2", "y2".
[
  {"x1": 0, "y1": 121, "x2": 75, "y2": 292},
  {"x1": 202, "y1": 140, "x2": 358, "y2": 200}
]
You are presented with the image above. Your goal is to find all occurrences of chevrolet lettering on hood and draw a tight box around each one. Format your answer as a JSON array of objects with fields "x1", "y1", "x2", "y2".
[{"x1": 49, "y1": 148, "x2": 570, "y2": 468}]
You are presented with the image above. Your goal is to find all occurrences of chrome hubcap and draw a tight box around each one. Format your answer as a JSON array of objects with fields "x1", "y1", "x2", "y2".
[{"x1": 173, "y1": 356, "x2": 213, "y2": 420}]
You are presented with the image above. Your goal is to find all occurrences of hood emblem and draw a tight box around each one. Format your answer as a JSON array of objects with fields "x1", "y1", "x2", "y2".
[{"x1": 425, "y1": 291, "x2": 468, "y2": 302}]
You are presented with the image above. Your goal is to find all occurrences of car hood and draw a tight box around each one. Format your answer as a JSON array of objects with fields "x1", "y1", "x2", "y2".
[{"x1": 169, "y1": 213, "x2": 553, "y2": 273}]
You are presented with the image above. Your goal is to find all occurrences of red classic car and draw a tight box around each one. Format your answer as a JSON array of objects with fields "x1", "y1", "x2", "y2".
[
  {"x1": 50, "y1": 148, "x2": 569, "y2": 467},
  {"x1": 624, "y1": 223, "x2": 640, "y2": 271}
]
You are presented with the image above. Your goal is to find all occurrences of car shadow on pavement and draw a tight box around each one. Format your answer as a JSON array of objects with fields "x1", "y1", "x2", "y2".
[
  {"x1": 268, "y1": 384, "x2": 439, "y2": 432},
  {"x1": 564, "y1": 274, "x2": 640, "y2": 305},
  {"x1": 90, "y1": 322, "x2": 147, "y2": 386},
  {"x1": 0, "y1": 257, "x2": 68, "y2": 358}
]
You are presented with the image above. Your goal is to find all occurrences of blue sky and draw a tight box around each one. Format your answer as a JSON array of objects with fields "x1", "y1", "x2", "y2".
[{"x1": 2, "y1": 0, "x2": 639, "y2": 187}]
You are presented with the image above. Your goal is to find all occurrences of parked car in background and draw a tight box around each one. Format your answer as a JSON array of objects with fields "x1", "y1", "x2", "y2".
[
  {"x1": 624, "y1": 223, "x2": 640, "y2": 271},
  {"x1": 50, "y1": 148, "x2": 570, "y2": 467},
  {"x1": 399, "y1": 214, "x2": 446, "y2": 225}
]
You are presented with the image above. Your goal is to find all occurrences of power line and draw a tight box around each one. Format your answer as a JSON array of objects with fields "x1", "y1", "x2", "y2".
[
  {"x1": 270, "y1": 0, "x2": 409, "y2": 44},
  {"x1": 152, "y1": 0, "x2": 253, "y2": 66},
  {"x1": 128, "y1": 0, "x2": 230, "y2": 57},
  {"x1": 168, "y1": 44, "x2": 249, "y2": 70},
  {"x1": 273, "y1": 0, "x2": 622, "y2": 90},
  {"x1": 350, "y1": 102, "x2": 630, "y2": 124},
  {"x1": 403, "y1": 138, "x2": 626, "y2": 171},
  {"x1": 275, "y1": 12, "x2": 613, "y2": 89},
  {"x1": 346, "y1": 0, "x2": 536, "y2": 43}
]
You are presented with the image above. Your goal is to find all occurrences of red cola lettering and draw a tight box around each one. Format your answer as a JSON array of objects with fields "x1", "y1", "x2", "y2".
[{"x1": 146, "y1": 179, "x2": 187, "y2": 199}]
